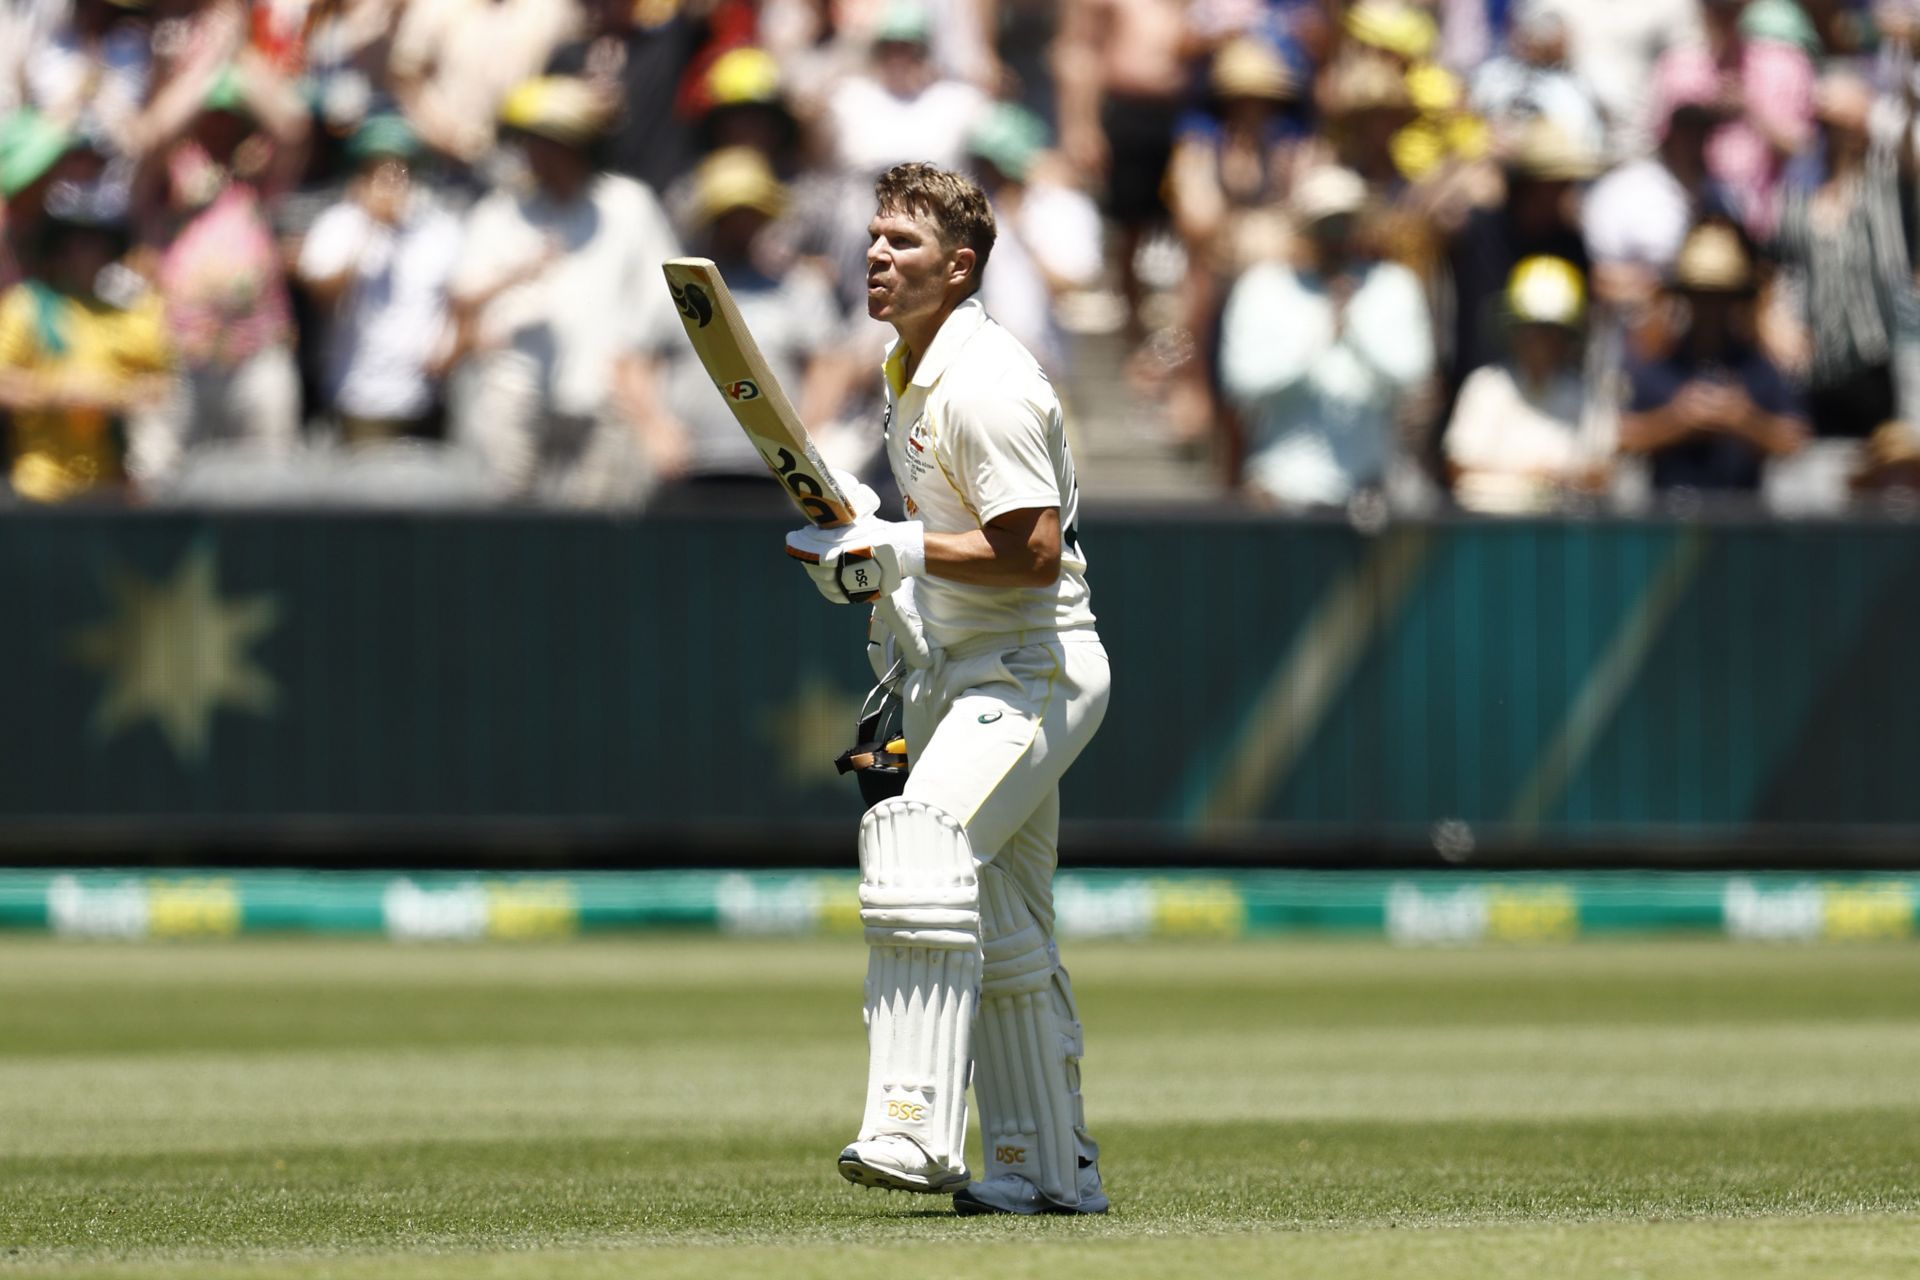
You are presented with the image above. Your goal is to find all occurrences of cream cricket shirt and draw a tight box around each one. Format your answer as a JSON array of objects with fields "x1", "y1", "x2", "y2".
[{"x1": 882, "y1": 298, "x2": 1097, "y2": 650}]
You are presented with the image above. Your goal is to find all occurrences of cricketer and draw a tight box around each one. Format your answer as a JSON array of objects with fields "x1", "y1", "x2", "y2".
[{"x1": 785, "y1": 161, "x2": 1110, "y2": 1216}]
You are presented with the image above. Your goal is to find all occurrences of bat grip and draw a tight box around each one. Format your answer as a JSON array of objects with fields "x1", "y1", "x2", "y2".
[{"x1": 875, "y1": 596, "x2": 931, "y2": 670}]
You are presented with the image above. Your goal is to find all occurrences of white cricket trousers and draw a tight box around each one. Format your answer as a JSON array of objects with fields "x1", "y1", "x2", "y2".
[{"x1": 900, "y1": 633, "x2": 1110, "y2": 931}]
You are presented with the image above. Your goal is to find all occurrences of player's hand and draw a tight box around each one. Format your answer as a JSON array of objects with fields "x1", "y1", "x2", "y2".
[{"x1": 786, "y1": 517, "x2": 925, "y2": 605}]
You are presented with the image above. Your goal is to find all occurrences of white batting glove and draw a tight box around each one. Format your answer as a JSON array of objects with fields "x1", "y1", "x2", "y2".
[
  {"x1": 827, "y1": 466, "x2": 882, "y2": 522},
  {"x1": 785, "y1": 515, "x2": 926, "y2": 605}
]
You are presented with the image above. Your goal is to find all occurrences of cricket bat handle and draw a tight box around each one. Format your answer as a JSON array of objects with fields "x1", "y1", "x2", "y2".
[{"x1": 875, "y1": 595, "x2": 932, "y2": 670}]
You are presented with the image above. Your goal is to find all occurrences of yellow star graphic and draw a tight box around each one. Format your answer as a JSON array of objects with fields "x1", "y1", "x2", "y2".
[
  {"x1": 68, "y1": 544, "x2": 282, "y2": 763},
  {"x1": 759, "y1": 672, "x2": 866, "y2": 790}
]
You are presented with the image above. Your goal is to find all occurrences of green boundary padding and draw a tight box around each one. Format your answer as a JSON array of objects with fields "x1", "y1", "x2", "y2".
[{"x1": 2, "y1": 870, "x2": 1915, "y2": 943}]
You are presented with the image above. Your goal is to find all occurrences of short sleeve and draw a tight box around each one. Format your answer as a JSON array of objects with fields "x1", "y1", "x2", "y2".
[
  {"x1": 938, "y1": 380, "x2": 1061, "y2": 526},
  {"x1": 297, "y1": 202, "x2": 369, "y2": 282},
  {"x1": 1442, "y1": 365, "x2": 1506, "y2": 468}
]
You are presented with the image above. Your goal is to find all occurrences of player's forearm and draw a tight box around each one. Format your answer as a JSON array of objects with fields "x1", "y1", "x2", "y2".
[{"x1": 924, "y1": 525, "x2": 1060, "y2": 588}]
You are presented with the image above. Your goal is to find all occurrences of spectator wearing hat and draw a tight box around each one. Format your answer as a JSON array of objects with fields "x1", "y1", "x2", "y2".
[
  {"x1": 825, "y1": 2, "x2": 989, "y2": 180},
  {"x1": 1318, "y1": 55, "x2": 1421, "y2": 196},
  {"x1": 1620, "y1": 220, "x2": 1806, "y2": 496},
  {"x1": 1218, "y1": 166, "x2": 1435, "y2": 508},
  {"x1": 297, "y1": 115, "x2": 461, "y2": 444},
  {"x1": 390, "y1": 0, "x2": 581, "y2": 165},
  {"x1": 816, "y1": 2, "x2": 988, "y2": 317},
  {"x1": 130, "y1": 57, "x2": 309, "y2": 488},
  {"x1": 0, "y1": 179, "x2": 170, "y2": 501},
  {"x1": 445, "y1": 76, "x2": 686, "y2": 507},
  {"x1": 1170, "y1": 36, "x2": 1307, "y2": 277},
  {"x1": 1446, "y1": 118, "x2": 1597, "y2": 400},
  {"x1": 545, "y1": 0, "x2": 708, "y2": 196},
  {"x1": 661, "y1": 48, "x2": 804, "y2": 243},
  {"x1": 1774, "y1": 71, "x2": 1917, "y2": 441},
  {"x1": 1445, "y1": 255, "x2": 1612, "y2": 513},
  {"x1": 655, "y1": 146, "x2": 844, "y2": 499},
  {"x1": 1583, "y1": 76, "x2": 1740, "y2": 313},
  {"x1": 967, "y1": 102, "x2": 1103, "y2": 379},
  {"x1": 1341, "y1": 0, "x2": 1489, "y2": 186},
  {"x1": 1161, "y1": 35, "x2": 1309, "y2": 454}
]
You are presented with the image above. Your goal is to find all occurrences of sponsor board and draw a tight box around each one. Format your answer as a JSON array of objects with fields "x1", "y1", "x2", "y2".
[
  {"x1": 1723, "y1": 878, "x2": 1916, "y2": 941},
  {"x1": 1387, "y1": 882, "x2": 1579, "y2": 945},
  {"x1": 384, "y1": 879, "x2": 577, "y2": 940},
  {"x1": 47, "y1": 876, "x2": 240, "y2": 939}
]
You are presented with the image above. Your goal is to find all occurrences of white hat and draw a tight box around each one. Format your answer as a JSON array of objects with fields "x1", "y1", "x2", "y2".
[{"x1": 1290, "y1": 166, "x2": 1368, "y2": 226}]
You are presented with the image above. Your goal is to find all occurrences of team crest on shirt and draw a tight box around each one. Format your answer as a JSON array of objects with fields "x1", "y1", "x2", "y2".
[{"x1": 901, "y1": 414, "x2": 934, "y2": 483}]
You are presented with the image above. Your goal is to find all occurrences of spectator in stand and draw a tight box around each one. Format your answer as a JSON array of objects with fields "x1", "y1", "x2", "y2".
[
  {"x1": 967, "y1": 102, "x2": 1104, "y2": 380},
  {"x1": 826, "y1": 2, "x2": 990, "y2": 179},
  {"x1": 21, "y1": 0, "x2": 152, "y2": 157},
  {"x1": 131, "y1": 59, "x2": 309, "y2": 489},
  {"x1": 1218, "y1": 166, "x2": 1434, "y2": 509},
  {"x1": 445, "y1": 76, "x2": 686, "y2": 507},
  {"x1": 1162, "y1": 36, "x2": 1308, "y2": 452},
  {"x1": 1053, "y1": 0, "x2": 1192, "y2": 340},
  {"x1": 0, "y1": 181, "x2": 169, "y2": 502},
  {"x1": 1318, "y1": 52, "x2": 1422, "y2": 203},
  {"x1": 1469, "y1": 2, "x2": 1605, "y2": 158},
  {"x1": 1342, "y1": 0, "x2": 1488, "y2": 187},
  {"x1": 817, "y1": 3, "x2": 988, "y2": 316},
  {"x1": 1446, "y1": 118, "x2": 1597, "y2": 402},
  {"x1": 1620, "y1": 220, "x2": 1806, "y2": 496},
  {"x1": 1774, "y1": 70, "x2": 1916, "y2": 441},
  {"x1": 1650, "y1": 0, "x2": 1817, "y2": 238},
  {"x1": 296, "y1": 115, "x2": 460, "y2": 444},
  {"x1": 1446, "y1": 255, "x2": 1612, "y2": 513},
  {"x1": 389, "y1": 0, "x2": 581, "y2": 166},
  {"x1": 655, "y1": 146, "x2": 843, "y2": 502},
  {"x1": 545, "y1": 0, "x2": 708, "y2": 197},
  {"x1": 1583, "y1": 79, "x2": 1738, "y2": 313},
  {"x1": 1, "y1": 110, "x2": 84, "y2": 291},
  {"x1": 1532, "y1": 0, "x2": 1703, "y2": 159},
  {"x1": 661, "y1": 47, "x2": 802, "y2": 242}
]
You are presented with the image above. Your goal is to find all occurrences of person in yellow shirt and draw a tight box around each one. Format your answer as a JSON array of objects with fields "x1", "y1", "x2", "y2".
[{"x1": 0, "y1": 189, "x2": 169, "y2": 502}]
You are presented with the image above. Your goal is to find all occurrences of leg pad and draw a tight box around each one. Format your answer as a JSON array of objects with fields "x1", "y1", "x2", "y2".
[{"x1": 855, "y1": 799, "x2": 981, "y2": 1173}]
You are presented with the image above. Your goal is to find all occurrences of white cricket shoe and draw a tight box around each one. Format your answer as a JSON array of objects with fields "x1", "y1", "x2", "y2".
[
  {"x1": 951, "y1": 1160, "x2": 1110, "y2": 1215},
  {"x1": 837, "y1": 1134, "x2": 969, "y2": 1194}
]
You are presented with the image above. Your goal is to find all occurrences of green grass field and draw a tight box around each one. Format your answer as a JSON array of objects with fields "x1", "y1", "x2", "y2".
[{"x1": 4, "y1": 935, "x2": 1919, "y2": 1279}]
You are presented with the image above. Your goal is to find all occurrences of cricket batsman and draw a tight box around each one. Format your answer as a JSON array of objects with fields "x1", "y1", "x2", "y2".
[{"x1": 785, "y1": 162, "x2": 1110, "y2": 1215}]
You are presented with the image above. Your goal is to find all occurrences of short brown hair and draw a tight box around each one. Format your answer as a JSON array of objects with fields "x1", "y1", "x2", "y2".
[{"x1": 873, "y1": 162, "x2": 995, "y2": 293}]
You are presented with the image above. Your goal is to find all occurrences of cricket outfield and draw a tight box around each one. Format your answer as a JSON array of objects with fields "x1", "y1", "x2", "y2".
[{"x1": 4, "y1": 936, "x2": 1918, "y2": 1278}]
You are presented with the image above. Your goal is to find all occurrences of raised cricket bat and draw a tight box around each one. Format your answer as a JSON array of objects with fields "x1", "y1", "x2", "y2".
[{"x1": 662, "y1": 257, "x2": 928, "y2": 665}]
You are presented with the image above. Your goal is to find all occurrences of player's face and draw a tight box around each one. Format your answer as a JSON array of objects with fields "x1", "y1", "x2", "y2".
[{"x1": 865, "y1": 207, "x2": 961, "y2": 328}]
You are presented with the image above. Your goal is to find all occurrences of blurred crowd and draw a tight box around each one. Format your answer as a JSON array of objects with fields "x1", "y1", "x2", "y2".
[{"x1": 7, "y1": 0, "x2": 1920, "y2": 514}]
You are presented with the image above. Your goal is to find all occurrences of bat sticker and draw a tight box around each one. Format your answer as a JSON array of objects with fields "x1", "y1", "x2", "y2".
[
  {"x1": 670, "y1": 280, "x2": 714, "y2": 328},
  {"x1": 723, "y1": 379, "x2": 762, "y2": 401}
]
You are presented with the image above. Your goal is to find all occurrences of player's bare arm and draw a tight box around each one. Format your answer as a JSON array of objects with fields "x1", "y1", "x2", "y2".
[{"x1": 924, "y1": 506, "x2": 1062, "y2": 587}]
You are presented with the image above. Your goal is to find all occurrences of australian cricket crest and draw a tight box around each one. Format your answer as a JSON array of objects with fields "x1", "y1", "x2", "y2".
[{"x1": 901, "y1": 413, "x2": 934, "y2": 483}]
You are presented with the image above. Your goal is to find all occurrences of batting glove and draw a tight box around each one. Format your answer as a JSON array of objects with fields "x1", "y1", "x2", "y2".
[{"x1": 786, "y1": 516, "x2": 926, "y2": 605}]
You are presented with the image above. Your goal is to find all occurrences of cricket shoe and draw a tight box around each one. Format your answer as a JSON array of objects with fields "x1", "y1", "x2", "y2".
[
  {"x1": 951, "y1": 1159, "x2": 1110, "y2": 1215},
  {"x1": 837, "y1": 1134, "x2": 969, "y2": 1194}
]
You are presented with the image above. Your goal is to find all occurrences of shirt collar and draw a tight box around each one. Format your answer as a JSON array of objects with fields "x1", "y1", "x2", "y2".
[{"x1": 882, "y1": 297, "x2": 989, "y2": 395}]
